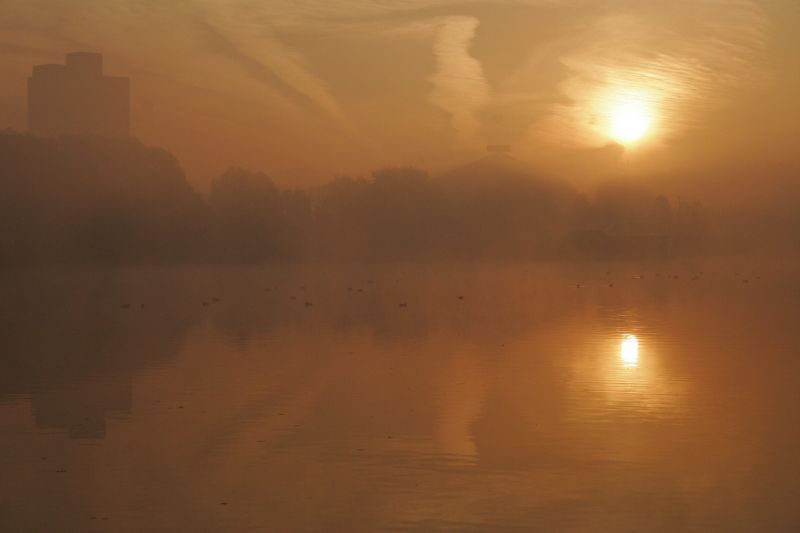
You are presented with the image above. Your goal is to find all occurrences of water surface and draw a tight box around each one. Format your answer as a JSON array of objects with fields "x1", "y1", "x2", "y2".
[{"x1": 1, "y1": 262, "x2": 799, "y2": 532}]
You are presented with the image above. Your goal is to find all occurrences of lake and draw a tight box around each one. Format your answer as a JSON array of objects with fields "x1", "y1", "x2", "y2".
[{"x1": 1, "y1": 262, "x2": 799, "y2": 532}]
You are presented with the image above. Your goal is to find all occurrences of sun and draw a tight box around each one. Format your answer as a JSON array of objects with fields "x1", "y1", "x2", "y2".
[
  {"x1": 609, "y1": 98, "x2": 652, "y2": 144},
  {"x1": 620, "y1": 334, "x2": 639, "y2": 366}
]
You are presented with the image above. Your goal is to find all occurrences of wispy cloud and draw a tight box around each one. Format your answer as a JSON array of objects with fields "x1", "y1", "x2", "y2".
[
  {"x1": 428, "y1": 16, "x2": 490, "y2": 150},
  {"x1": 0, "y1": 0, "x2": 790, "y2": 181},
  {"x1": 196, "y1": 1, "x2": 358, "y2": 134},
  {"x1": 521, "y1": 0, "x2": 773, "y2": 149}
]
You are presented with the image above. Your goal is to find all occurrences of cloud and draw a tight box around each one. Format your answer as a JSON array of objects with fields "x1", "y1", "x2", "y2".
[
  {"x1": 0, "y1": 0, "x2": 791, "y2": 184},
  {"x1": 195, "y1": 1, "x2": 358, "y2": 134},
  {"x1": 520, "y1": 0, "x2": 773, "y2": 150},
  {"x1": 428, "y1": 16, "x2": 490, "y2": 150}
]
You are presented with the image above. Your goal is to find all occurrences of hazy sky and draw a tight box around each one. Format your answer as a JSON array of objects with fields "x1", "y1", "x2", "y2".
[{"x1": 0, "y1": 0, "x2": 797, "y2": 190}]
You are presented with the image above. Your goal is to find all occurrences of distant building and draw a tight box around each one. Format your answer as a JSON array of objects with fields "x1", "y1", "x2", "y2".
[{"x1": 27, "y1": 52, "x2": 129, "y2": 137}]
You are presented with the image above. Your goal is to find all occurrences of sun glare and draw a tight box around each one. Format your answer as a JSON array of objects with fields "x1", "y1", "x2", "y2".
[
  {"x1": 620, "y1": 334, "x2": 640, "y2": 367},
  {"x1": 609, "y1": 99, "x2": 652, "y2": 144}
]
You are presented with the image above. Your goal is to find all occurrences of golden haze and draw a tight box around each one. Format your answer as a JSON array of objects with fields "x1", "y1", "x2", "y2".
[{"x1": 0, "y1": 0, "x2": 797, "y2": 195}]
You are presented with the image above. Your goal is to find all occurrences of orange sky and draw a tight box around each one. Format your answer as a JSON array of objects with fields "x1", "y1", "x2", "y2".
[{"x1": 0, "y1": 0, "x2": 797, "y2": 191}]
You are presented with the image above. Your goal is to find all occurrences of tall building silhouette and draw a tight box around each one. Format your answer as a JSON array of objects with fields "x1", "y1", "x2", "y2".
[{"x1": 28, "y1": 52, "x2": 130, "y2": 136}]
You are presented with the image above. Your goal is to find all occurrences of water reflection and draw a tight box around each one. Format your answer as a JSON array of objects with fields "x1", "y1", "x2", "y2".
[
  {"x1": 0, "y1": 268, "x2": 205, "y2": 438},
  {"x1": 620, "y1": 334, "x2": 640, "y2": 367},
  {"x1": 2, "y1": 264, "x2": 800, "y2": 531}
]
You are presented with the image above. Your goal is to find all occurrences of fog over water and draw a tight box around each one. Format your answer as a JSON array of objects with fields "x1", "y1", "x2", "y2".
[
  {"x1": 1, "y1": 1, "x2": 798, "y2": 531},
  {"x1": 2, "y1": 263, "x2": 800, "y2": 531}
]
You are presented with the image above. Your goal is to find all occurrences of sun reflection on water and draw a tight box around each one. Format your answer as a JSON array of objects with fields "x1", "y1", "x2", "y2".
[{"x1": 620, "y1": 334, "x2": 640, "y2": 367}]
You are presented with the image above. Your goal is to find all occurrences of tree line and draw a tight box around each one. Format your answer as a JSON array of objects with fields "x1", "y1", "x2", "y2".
[{"x1": 0, "y1": 131, "x2": 711, "y2": 264}]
